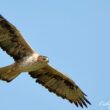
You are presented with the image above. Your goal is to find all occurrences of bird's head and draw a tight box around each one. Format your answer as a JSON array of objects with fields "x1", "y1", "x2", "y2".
[{"x1": 37, "y1": 55, "x2": 49, "y2": 63}]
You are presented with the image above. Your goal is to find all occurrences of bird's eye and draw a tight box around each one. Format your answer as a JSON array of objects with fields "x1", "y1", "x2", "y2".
[
  {"x1": 43, "y1": 58, "x2": 46, "y2": 60},
  {"x1": 37, "y1": 56, "x2": 49, "y2": 62},
  {"x1": 42, "y1": 56, "x2": 47, "y2": 61}
]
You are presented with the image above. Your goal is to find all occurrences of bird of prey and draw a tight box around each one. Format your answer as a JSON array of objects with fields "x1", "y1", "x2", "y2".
[{"x1": 0, "y1": 15, "x2": 91, "y2": 108}]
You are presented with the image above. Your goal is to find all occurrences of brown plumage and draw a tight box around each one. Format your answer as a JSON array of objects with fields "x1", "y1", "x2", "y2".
[
  {"x1": 0, "y1": 15, "x2": 34, "y2": 61},
  {"x1": 29, "y1": 64, "x2": 91, "y2": 108},
  {"x1": 0, "y1": 15, "x2": 91, "y2": 108}
]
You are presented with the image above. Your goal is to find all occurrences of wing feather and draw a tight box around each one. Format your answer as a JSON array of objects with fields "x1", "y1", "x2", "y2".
[
  {"x1": 0, "y1": 15, "x2": 35, "y2": 61},
  {"x1": 29, "y1": 64, "x2": 91, "y2": 108}
]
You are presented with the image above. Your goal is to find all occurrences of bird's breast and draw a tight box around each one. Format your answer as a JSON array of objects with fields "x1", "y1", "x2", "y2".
[{"x1": 17, "y1": 53, "x2": 46, "y2": 72}]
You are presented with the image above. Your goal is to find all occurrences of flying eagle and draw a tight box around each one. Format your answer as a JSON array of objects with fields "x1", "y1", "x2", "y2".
[{"x1": 0, "y1": 15, "x2": 91, "y2": 108}]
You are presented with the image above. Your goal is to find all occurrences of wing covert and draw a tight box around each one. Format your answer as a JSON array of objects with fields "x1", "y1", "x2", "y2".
[
  {"x1": 29, "y1": 64, "x2": 91, "y2": 108},
  {"x1": 0, "y1": 15, "x2": 35, "y2": 61}
]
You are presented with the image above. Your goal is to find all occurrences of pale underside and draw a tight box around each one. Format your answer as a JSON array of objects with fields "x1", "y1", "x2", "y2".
[{"x1": 0, "y1": 15, "x2": 91, "y2": 108}]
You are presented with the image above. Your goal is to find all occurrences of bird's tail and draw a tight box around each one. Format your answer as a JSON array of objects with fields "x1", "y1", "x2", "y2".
[{"x1": 0, "y1": 65, "x2": 21, "y2": 82}]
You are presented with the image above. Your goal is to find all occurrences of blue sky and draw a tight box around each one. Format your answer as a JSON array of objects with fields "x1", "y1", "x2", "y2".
[{"x1": 0, "y1": 0, "x2": 110, "y2": 110}]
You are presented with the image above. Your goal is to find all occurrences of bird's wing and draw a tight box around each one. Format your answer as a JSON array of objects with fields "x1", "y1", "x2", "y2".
[
  {"x1": 0, "y1": 15, "x2": 35, "y2": 61},
  {"x1": 29, "y1": 64, "x2": 91, "y2": 108}
]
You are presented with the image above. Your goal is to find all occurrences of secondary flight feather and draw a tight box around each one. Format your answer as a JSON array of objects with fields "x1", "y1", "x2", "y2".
[{"x1": 0, "y1": 15, "x2": 91, "y2": 108}]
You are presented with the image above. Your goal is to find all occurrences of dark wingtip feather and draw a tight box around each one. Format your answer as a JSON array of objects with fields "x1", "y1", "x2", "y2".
[
  {"x1": 73, "y1": 102, "x2": 79, "y2": 107},
  {"x1": 80, "y1": 98, "x2": 88, "y2": 107},
  {"x1": 83, "y1": 97, "x2": 91, "y2": 105},
  {"x1": 78, "y1": 101, "x2": 83, "y2": 108},
  {"x1": 82, "y1": 91, "x2": 87, "y2": 96}
]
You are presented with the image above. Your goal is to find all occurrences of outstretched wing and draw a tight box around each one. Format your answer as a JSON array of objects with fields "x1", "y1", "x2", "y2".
[
  {"x1": 0, "y1": 15, "x2": 35, "y2": 61},
  {"x1": 29, "y1": 64, "x2": 91, "y2": 108}
]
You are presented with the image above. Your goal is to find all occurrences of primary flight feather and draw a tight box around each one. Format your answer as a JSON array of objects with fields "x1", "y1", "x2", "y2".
[{"x1": 0, "y1": 15, "x2": 91, "y2": 108}]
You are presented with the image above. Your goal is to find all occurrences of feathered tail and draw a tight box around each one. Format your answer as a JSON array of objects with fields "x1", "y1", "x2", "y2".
[{"x1": 0, "y1": 65, "x2": 21, "y2": 82}]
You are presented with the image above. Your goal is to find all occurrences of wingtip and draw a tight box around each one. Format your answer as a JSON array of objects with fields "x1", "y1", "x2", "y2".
[
  {"x1": 0, "y1": 14, "x2": 3, "y2": 18},
  {"x1": 83, "y1": 97, "x2": 91, "y2": 105},
  {"x1": 73, "y1": 102, "x2": 78, "y2": 107},
  {"x1": 0, "y1": 14, "x2": 5, "y2": 20}
]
